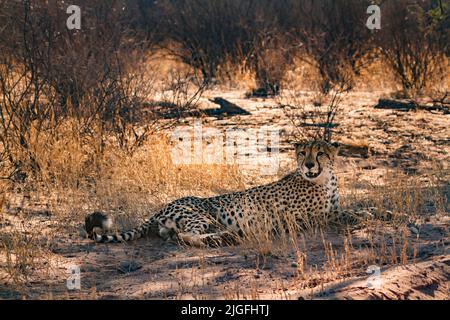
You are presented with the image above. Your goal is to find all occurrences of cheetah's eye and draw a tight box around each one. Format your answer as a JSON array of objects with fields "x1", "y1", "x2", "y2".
[{"x1": 317, "y1": 151, "x2": 324, "y2": 156}]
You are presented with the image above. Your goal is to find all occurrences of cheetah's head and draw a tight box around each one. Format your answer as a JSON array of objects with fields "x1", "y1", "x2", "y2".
[{"x1": 294, "y1": 140, "x2": 339, "y2": 182}]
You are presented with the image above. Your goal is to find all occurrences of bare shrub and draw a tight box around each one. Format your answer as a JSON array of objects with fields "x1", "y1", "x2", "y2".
[
  {"x1": 0, "y1": 225, "x2": 49, "y2": 290},
  {"x1": 284, "y1": 0, "x2": 374, "y2": 94},
  {"x1": 156, "y1": 68, "x2": 207, "y2": 120},
  {"x1": 158, "y1": 0, "x2": 295, "y2": 94},
  {"x1": 158, "y1": 0, "x2": 259, "y2": 84},
  {"x1": 379, "y1": 0, "x2": 449, "y2": 97},
  {"x1": 252, "y1": 32, "x2": 295, "y2": 97},
  {"x1": 267, "y1": 0, "x2": 373, "y2": 140},
  {"x1": 0, "y1": 0, "x2": 197, "y2": 183},
  {"x1": 278, "y1": 81, "x2": 345, "y2": 142}
]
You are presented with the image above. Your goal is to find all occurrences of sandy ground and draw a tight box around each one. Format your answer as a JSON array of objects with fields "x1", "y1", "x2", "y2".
[
  {"x1": 0, "y1": 216, "x2": 448, "y2": 300},
  {"x1": 0, "y1": 89, "x2": 449, "y2": 299}
]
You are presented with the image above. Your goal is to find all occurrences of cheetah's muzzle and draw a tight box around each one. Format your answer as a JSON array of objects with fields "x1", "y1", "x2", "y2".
[{"x1": 305, "y1": 171, "x2": 320, "y2": 178}]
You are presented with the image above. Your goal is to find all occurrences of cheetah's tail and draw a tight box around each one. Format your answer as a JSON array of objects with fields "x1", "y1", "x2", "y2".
[{"x1": 91, "y1": 216, "x2": 157, "y2": 243}]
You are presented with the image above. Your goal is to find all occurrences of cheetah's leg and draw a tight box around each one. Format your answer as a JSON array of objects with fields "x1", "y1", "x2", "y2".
[
  {"x1": 332, "y1": 207, "x2": 398, "y2": 229},
  {"x1": 178, "y1": 230, "x2": 235, "y2": 247},
  {"x1": 158, "y1": 226, "x2": 177, "y2": 243},
  {"x1": 177, "y1": 214, "x2": 236, "y2": 247}
]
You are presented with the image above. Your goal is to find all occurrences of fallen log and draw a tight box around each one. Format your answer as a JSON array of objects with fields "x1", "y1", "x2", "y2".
[
  {"x1": 375, "y1": 99, "x2": 450, "y2": 114},
  {"x1": 208, "y1": 97, "x2": 251, "y2": 116},
  {"x1": 299, "y1": 123, "x2": 339, "y2": 128}
]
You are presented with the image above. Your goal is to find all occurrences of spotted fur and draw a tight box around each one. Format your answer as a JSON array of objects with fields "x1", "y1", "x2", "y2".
[{"x1": 92, "y1": 140, "x2": 347, "y2": 246}]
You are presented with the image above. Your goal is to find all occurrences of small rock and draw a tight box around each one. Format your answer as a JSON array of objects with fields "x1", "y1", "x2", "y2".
[
  {"x1": 291, "y1": 262, "x2": 299, "y2": 268},
  {"x1": 409, "y1": 226, "x2": 419, "y2": 235}
]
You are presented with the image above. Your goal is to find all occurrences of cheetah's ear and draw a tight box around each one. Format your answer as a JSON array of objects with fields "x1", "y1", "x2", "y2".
[{"x1": 328, "y1": 142, "x2": 340, "y2": 157}]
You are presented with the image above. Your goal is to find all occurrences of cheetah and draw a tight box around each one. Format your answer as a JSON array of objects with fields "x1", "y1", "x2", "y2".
[{"x1": 91, "y1": 140, "x2": 351, "y2": 246}]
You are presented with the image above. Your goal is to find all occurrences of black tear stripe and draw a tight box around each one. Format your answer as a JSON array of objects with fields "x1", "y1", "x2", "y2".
[
  {"x1": 315, "y1": 153, "x2": 322, "y2": 174},
  {"x1": 304, "y1": 144, "x2": 313, "y2": 168}
]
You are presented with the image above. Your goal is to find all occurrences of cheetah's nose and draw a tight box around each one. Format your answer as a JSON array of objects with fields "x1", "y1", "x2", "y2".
[{"x1": 305, "y1": 162, "x2": 315, "y2": 169}]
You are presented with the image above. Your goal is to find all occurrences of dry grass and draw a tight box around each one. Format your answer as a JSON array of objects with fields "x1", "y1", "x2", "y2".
[{"x1": 341, "y1": 164, "x2": 448, "y2": 220}]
